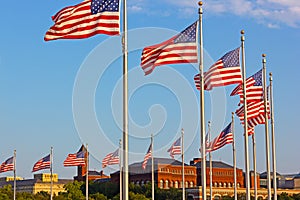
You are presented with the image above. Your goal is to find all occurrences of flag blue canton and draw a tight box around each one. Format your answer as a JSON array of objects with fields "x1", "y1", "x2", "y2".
[
  {"x1": 77, "y1": 151, "x2": 85, "y2": 158},
  {"x1": 221, "y1": 48, "x2": 240, "y2": 68},
  {"x1": 42, "y1": 155, "x2": 50, "y2": 162},
  {"x1": 221, "y1": 122, "x2": 232, "y2": 136},
  {"x1": 91, "y1": 0, "x2": 119, "y2": 14},
  {"x1": 174, "y1": 138, "x2": 181, "y2": 146},
  {"x1": 252, "y1": 69, "x2": 262, "y2": 86},
  {"x1": 174, "y1": 21, "x2": 197, "y2": 43},
  {"x1": 4, "y1": 157, "x2": 13, "y2": 165},
  {"x1": 112, "y1": 149, "x2": 119, "y2": 157}
]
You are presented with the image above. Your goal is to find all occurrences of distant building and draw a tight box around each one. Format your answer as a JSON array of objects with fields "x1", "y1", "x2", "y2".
[
  {"x1": 111, "y1": 157, "x2": 197, "y2": 189},
  {"x1": 0, "y1": 173, "x2": 72, "y2": 195},
  {"x1": 190, "y1": 158, "x2": 248, "y2": 189},
  {"x1": 74, "y1": 145, "x2": 110, "y2": 182},
  {"x1": 262, "y1": 172, "x2": 300, "y2": 189}
]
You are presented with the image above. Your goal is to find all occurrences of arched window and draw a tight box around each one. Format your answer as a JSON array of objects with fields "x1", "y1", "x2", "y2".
[
  {"x1": 175, "y1": 181, "x2": 178, "y2": 188},
  {"x1": 165, "y1": 180, "x2": 169, "y2": 189},
  {"x1": 160, "y1": 180, "x2": 164, "y2": 189},
  {"x1": 223, "y1": 182, "x2": 227, "y2": 188},
  {"x1": 185, "y1": 181, "x2": 189, "y2": 188},
  {"x1": 219, "y1": 182, "x2": 222, "y2": 187},
  {"x1": 170, "y1": 181, "x2": 174, "y2": 188},
  {"x1": 190, "y1": 181, "x2": 194, "y2": 188}
]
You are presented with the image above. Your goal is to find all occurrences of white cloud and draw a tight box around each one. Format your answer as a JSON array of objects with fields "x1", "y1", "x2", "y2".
[
  {"x1": 128, "y1": 5, "x2": 143, "y2": 12},
  {"x1": 159, "y1": 0, "x2": 300, "y2": 28}
]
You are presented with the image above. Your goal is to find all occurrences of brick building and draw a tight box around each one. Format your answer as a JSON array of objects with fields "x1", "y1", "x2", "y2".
[
  {"x1": 190, "y1": 158, "x2": 247, "y2": 189},
  {"x1": 74, "y1": 145, "x2": 110, "y2": 182},
  {"x1": 111, "y1": 157, "x2": 197, "y2": 189}
]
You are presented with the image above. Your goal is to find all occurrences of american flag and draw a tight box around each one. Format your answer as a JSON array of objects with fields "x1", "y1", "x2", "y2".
[
  {"x1": 236, "y1": 100, "x2": 270, "y2": 121},
  {"x1": 231, "y1": 69, "x2": 263, "y2": 104},
  {"x1": 206, "y1": 123, "x2": 233, "y2": 153},
  {"x1": 102, "y1": 149, "x2": 119, "y2": 168},
  {"x1": 140, "y1": 21, "x2": 198, "y2": 75},
  {"x1": 142, "y1": 144, "x2": 152, "y2": 169},
  {"x1": 194, "y1": 48, "x2": 242, "y2": 91},
  {"x1": 247, "y1": 114, "x2": 268, "y2": 128},
  {"x1": 63, "y1": 150, "x2": 86, "y2": 167},
  {"x1": 44, "y1": 0, "x2": 120, "y2": 41},
  {"x1": 167, "y1": 137, "x2": 181, "y2": 159},
  {"x1": 32, "y1": 154, "x2": 51, "y2": 172},
  {"x1": 0, "y1": 157, "x2": 14, "y2": 173},
  {"x1": 248, "y1": 127, "x2": 255, "y2": 136}
]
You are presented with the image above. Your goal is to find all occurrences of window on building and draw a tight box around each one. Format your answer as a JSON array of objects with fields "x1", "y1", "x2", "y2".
[
  {"x1": 214, "y1": 182, "x2": 218, "y2": 187},
  {"x1": 228, "y1": 183, "x2": 231, "y2": 187},
  {"x1": 160, "y1": 180, "x2": 164, "y2": 189},
  {"x1": 190, "y1": 181, "x2": 194, "y2": 188},
  {"x1": 223, "y1": 183, "x2": 227, "y2": 188},
  {"x1": 165, "y1": 180, "x2": 169, "y2": 189},
  {"x1": 175, "y1": 181, "x2": 178, "y2": 188},
  {"x1": 237, "y1": 183, "x2": 240, "y2": 188},
  {"x1": 185, "y1": 181, "x2": 189, "y2": 188},
  {"x1": 219, "y1": 182, "x2": 222, "y2": 187}
]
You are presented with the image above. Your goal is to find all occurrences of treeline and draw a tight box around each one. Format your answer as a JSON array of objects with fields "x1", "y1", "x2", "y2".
[
  {"x1": 1, "y1": 182, "x2": 300, "y2": 200},
  {"x1": 0, "y1": 181, "x2": 182, "y2": 200}
]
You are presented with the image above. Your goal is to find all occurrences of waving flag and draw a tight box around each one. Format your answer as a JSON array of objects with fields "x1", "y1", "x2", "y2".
[
  {"x1": 142, "y1": 144, "x2": 152, "y2": 169},
  {"x1": 102, "y1": 149, "x2": 119, "y2": 168},
  {"x1": 206, "y1": 123, "x2": 233, "y2": 152},
  {"x1": 236, "y1": 100, "x2": 270, "y2": 121},
  {"x1": 231, "y1": 69, "x2": 263, "y2": 104},
  {"x1": 167, "y1": 137, "x2": 181, "y2": 159},
  {"x1": 44, "y1": 0, "x2": 120, "y2": 41},
  {"x1": 0, "y1": 157, "x2": 14, "y2": 173},
  {"x1": 194, "y1": 48, "x2": 242, "y2": 90},
  {"x1": 141, "y1": 21, "x2": 198, "y2": 75},
  {"x1": 32, "y1": 154, "x2": 51, "y2": 172},
  {"x1": 64, "y1": 150, "x2": 86, "y2": 167}
]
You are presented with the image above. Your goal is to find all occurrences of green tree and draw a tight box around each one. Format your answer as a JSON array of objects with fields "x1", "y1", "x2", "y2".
[
  {"x1": 278, "y1": 192, "x2": 293, "y2": 200},
  {"x1": 0, "y1": 184, "x2": 13, "y2": 199},
  {"x1": 64, "y1": 181, "x2": 85, "y2": 200},
  {"x1": 129, "y1": 191, "x2": 149, "y2": 200},
  {"x1": 90, "y1": 192, "x2": 107, "y2": 200},
  {"x1": 292, "y1": 193, "x2": 300, "y2": 200}
]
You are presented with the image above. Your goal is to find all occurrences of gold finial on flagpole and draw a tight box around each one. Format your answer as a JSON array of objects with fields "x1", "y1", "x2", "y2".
[
  {"x1": 262, "y1": 54, "x2": 266, "y2": 63},
  {"x1": 241, "y1": 30, "x2": 245, "y2": 42},
  {"x1": 198, "y1": 1, "x2": 203, "y2": 6}
]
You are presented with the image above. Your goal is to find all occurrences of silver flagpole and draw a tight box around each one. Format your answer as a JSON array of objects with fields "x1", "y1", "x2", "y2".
[
  {"x1": 119, "y1": 139, "x2": 123, "y2": 200},
  {"x1": 122, "y1": 0, "x2": 128, "y2": 198},
  {"x1": 208, "y1": 121, "x2": 212, "y2": 200},
  {"x1": 86, "y1": 144, "x2": 89, "y2": 200},
  {"x1": 240, "y1": 30, "x2": 251, "y2": 200},
  {"x1": 13, "y1": 150, "x2": 16, "y2": 200},
  {"x1": 50, "y1": 147, "x2": 53, "y2": 200},
  {"x1": 252, "y1": 134, "x2": 257, "y2": 200},
  {"x1": 151, "y1": 134, "x2": 154, "y2": 200},
  {"x1": 182, "y1": 128, "x2": 185, "y2": 200},
  {"x1": 262, "y1": 54, "x2": 271, "y2": 200},
  {"x1": 269, "y1": 72, "x2": 277, "y2": 200},
  {"x1": 198, "y1": 2, "x2": 206, "y2": 199},
  {"x1": 232, "y1": 113, "x2": 237, "y2": 200}
]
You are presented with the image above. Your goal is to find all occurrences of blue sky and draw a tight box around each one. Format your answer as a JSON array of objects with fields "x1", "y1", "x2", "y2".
[{"x1": 0, "y1": 0, "x2": 299, "y2": 179}]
